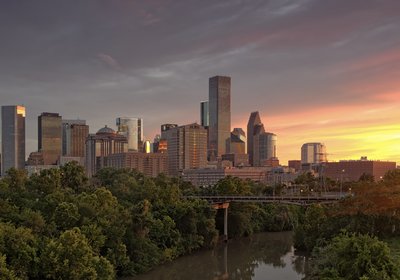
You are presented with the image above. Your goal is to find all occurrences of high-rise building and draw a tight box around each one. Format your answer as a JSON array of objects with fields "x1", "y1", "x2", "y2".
[
  {"x1": 85, "y1": 126, "x2": 128, "y2": 177},
  {"x1": 247, "y1": 111, "x2": 263, "y2": 165},
  {"x1": 116, "y1": 117, "x2": 143, "y2": 151},
  {"x1": 200, "y1": 101, "x2": 209, "y2": 127},
  {"x1": 253, "y1": 132, "x2": 277, "y2": 167},
  {"x1": 208, "y1": 76, "x2": 231, "y2": 159},
  {"x1": 229, "y1": 128, "x2": 246, "y2": 154},
  {"x1": 62, "y1": 120, "x2": 86, "y2": 155},
  {"x1": 1, "y1": 105, "x2": 26, "y2": 175},
  {"x1": 62, "y1": 120, "x2": 88, "y2": 158},
  {"x1": 301, "y1": 143, "x2": 327, "y2": 164},
  {"x1": 38, "y1": 112, "x2": 62, "y2": 165},
  {"x1": 163, "y1": 123, "x2": 207, "y2": 176}
]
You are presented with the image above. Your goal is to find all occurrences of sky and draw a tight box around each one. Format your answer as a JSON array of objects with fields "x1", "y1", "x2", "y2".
[{"x1": 0, "y1": 0, "x2": 399, "y2": 165}]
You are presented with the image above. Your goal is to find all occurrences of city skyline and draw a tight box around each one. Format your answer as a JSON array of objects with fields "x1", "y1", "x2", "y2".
[{"x1": 0, "y1": 1, "x2": 399, "y2": 165}]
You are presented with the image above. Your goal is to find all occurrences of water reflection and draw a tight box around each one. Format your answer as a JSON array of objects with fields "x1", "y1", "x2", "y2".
[{"x1": 131, "y1": 232, "x2": 307, "y2": 280}]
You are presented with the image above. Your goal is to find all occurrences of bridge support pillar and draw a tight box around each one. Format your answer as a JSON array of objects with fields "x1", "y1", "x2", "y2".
[{"x1": 212, "y1": 202, "x2": 230, "y2": 242}]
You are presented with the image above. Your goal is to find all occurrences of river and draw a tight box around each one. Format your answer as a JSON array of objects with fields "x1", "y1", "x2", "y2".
[{"x1": 130, "y1": 231, "x2": 309, "y2": 280}]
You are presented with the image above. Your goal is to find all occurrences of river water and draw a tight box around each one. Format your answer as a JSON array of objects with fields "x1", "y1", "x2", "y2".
[{"x1": 131, "y1": 231, "x2": 308, "y2": 280}]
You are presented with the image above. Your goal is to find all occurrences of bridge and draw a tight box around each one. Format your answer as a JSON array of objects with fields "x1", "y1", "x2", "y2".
[{"x1": 184, "y1": 194, "x2": 343, "y2": 242}]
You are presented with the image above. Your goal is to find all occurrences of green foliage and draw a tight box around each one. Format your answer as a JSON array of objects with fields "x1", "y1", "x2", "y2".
[{"x1": 307, "y1": 232, "x2": 400, "y2": 280}]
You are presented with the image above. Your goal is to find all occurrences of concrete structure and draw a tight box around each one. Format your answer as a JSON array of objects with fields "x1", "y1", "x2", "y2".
[
  {"x1": 247, "y1": 111, "x2": 263, "y2": 166},
  {"x1": 38, "y1": 112, "x2": 62, "y2": 165},
  {"x1": 253, "y1": 132, "x2": 277, "y2": 167},
  {"x1": 208, "y1": 76, "x2": 231, "y2": 159},
  {"x1": 301, "y1": 143, "x2": 327, "y2": 165},
  {"x1": 200, "y1": 101, "x2": 209, "y2": 127},
  {"x1": 1, "y1": 105, "x2": 26, "y2": 175},
  {"x1": 27, "y1": 151, "x2": 44, "y2": 166},
  {"x1": 106, "y1": 152, "x2": 168, "y2": 177},
  {"x1": 182, "y1": 167, "x2": 267, "y2": 187},
  {"x1": 85, "y1": 126, "x2": 128, "y2": 177},
  {"x1": 324, "y1": 158, "x2": 397, "y2": 182},
  {"x1": 116, "y1": 117, "x2": 143, "y2": 151},
  {"x1": 62, "y1": 120, "x2": 88, "y2": 158},
  {"x1": 163, "y1": 123, "x2": 208, "y2": 176}
]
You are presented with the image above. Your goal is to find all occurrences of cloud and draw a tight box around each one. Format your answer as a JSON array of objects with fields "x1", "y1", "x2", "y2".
[{"x1": 97, "y1": 53, "x2": 122, "y2": 71}]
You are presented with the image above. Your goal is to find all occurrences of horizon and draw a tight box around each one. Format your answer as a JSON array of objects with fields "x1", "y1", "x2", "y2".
[{"x1": 0, "y1": 1, "x2": 399, "y2": 165}]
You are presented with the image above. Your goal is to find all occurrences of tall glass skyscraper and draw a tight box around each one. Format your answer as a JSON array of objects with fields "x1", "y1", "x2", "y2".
[
  {"x1": 1, "y1": 105, "x2": 26, "y2": 176},
  {"x1": 200, "y1": 100, "x2": 209, "y2": 127},
  {"x1": 247, "y1": 111, "x2": 263, "y2": 165},
  {"x1": 208, "y1": 76, "x2": 231, "y2": 159},
  {"x1": 116, "y1": 117, "x2": 143, "y2": 151},
  {"x1": 38, "y1": 112, "x2": 62, "y2": 165}
]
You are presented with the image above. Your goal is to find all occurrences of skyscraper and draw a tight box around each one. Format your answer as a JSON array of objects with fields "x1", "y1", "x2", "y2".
[
  {"x1": 38, "y1": 112, "x2": 62, "y2": 165},
  {"x1": 1, "y1": 105, "x2": 26, "y2": 175},
  {"x1": 62, "y1": 119, "x2": 88, "y2": 157},
  {"x1": 229, "y1": 128, "x2": 246, "y2": 154},
  {"x1": 208, "y1": 76, "x2": 231, "y2": 160},
  {"x1": 301, "y1": 143, "x2": 327, "y2": 164},
  {"x1": 163, "y1": 123, "x2": 207, "y2": 176},
  {"x1": 116, "y1": 117, "x2": 143, "y2": 151},
  {"x1": 247, "y1": 111, "x2": 263, "y2": 165},
  {"x1": 253, "y1": 132, "x2": 277, "y2": 167},
  {"x1": 200, "y1": 101, "x2": 209, "y2": 127}
]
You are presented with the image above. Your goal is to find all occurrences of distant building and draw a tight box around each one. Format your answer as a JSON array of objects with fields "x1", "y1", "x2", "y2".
[
  {"x1": 1, "y1": 105, "x2": 26, "y2": 176},
  {"x1": 288, "y1": 160, "x2": 301, "y2": 172},
  {"x1": 253, "y1": 132, "x2": 277, "y2": 167},
  {"x1": 62, "y1": 120, "x2": 89, "y2": 158},
  {"x1": 161, "y1": 124, "x2": 178, "y2": 134},
  {"x1": 301, "y1": 143, "x2": 327, "y2": 165},
  {"x1": 38, "y1": 112, "x2": 62, "y2": 165},
  {"x1": 324, "y1": 157, "x2": 397, "y2": 182},
  {"x1": 261, "y1": 157, "x2": 279, "y2": 168},
  {"x1": 247, "y1": 111, "x2": 263, "y2": 166},
  {"x1": 116, "y1": 117, "x2": 143, "y2": 151},
  {"x1": 182, "y1": 167, "x2": 267, "y2": 187},
  {"x1": 200, "y1": 101, "x2": 209, "y2": 127},
  {"x1": 27, "y1": 151, "x2": 44, "y2": 166},
  {"x1": 208, "y1": 76, "x2": 231, "y2": 159},
  {"x1": 62, "y1": 119, "x2": 86, "y2": 156},
  {"x1": 221, "y1": 153, "x2": 249, "y2": 167},
  {"x1": 106, "y1": 152, "x2": 168, "y2": 177},
  {"x1": 85, "y1": 126, "x2": 128, "y2": 177},
  {"x1": 229, "y1": 128, "x2": 246, "y2": 154},
  {"x1": 163, "y1": 123, "x2": 207, "y2": 176}
]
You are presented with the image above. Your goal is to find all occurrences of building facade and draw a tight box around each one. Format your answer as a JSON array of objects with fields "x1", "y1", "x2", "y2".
[
  {"x1": 324, "y1": 158, "x2": 397, "y2": 182},
  {"x1": 106, "y1": 152, "x2": 168, "y2": 177},
  {"x1": 85, "y1": 126, "x2": 128, "y2": 177},
  {"x1": 247, "y1": 111, "x2": 263, "y2": 166},
  {"x1": 229, "y1": 128, "x2": 246, "y2": 154},
  {"x1": 200, "y1": 100, "x2": 209, "y2": 127},
  {"x1": 301, "y1": 143, "x2": 327, "y2": 164},
  {"x1": 163, "y1": 123, "x2": 207, "y2": 176},
  {"x1": 116, "y1": 117, "x2": 143, "y2": 151},
  {"x1": 62, "y1": 120, "x2": 87, "y2": 156},
  {"x1": 253, "y1": 132, "x2": 277, "y2": 167},
  {"x1": 38, "y1": 112, "x2": 62, "y2": 165},
  {"x1": 1, "y1": 105, "x2": 26, "y2": 175},
  {"x1": 208, "y1": 76, "x2": 231, "y2": 159}
]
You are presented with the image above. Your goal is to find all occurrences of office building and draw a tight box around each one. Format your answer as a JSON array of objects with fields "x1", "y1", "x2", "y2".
[
  {"x1": 38, "y1": 112, "x2": 62, "y2": 165},
  {"x1": 229, "y1": 128, "x2": 246, "y2": 154},
  {"x1": 247, "y1": 111, "x2": 263, "y2": 165},
  {"x1": 221, "y1": 153, "x2": 249, "y2": 167},
  {"x1": 116, "y1": 117, "x2": 143, "y2": 151},
  {"x1": 200, "y1": 101, "x2": 209, "y2": 127},
  {"x1": 288, "y1": 160, "x2": 302, "y2": 172},
  {"x1": 62, "y1": 120, "x2": 88, "y2": 158},
  {"x1": 106, "y1": 152, "x2": 168, "y2": 177},
  {"x1": 1, "y1": 105, "x2": 26, "y2": 175},
  {"x1": 163, "y1": 123, "x2": 207, "y2": 176},
  {"x1": 301, "y1": 143, "x2": 327, "y2": 164},
  {"x1": 62, "y1": 120, "x2": 86, "y2": 155},
  {"x1": 253, "y1": 132, "x2": 277, "y2": 167},
  {"x1": 208, "y1": 76, "x2": 231, "y2": 159},
  {"x1": 85, "y1": 126, "x2": 128, "y2": 177},
  {"x1": 324, "y1": 157, "x2": 397, "y2": 182}
]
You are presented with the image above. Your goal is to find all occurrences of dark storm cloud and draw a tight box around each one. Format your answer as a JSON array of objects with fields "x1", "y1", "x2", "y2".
[{"x1": 0, "y1": 0, "x2": 399, "y2": 156}]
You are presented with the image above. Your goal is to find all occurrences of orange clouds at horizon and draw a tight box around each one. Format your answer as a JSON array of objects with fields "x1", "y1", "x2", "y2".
[{"x1": 232, "y1": 93, "x2": 400, "y2": 166}]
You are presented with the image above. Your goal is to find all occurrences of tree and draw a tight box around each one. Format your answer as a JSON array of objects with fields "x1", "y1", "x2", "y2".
[
  {"x1": 307, "y1": 232, "x2": 400, "y2": 280},
  {"x1": 41, "y1": 228, "x2": 114, "y2": 279}
]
